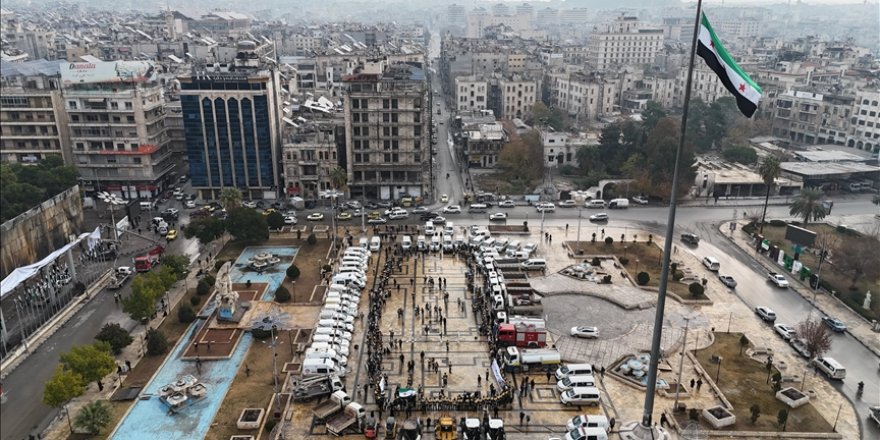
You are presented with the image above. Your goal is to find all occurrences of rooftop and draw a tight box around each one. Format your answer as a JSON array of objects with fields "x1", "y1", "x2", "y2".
[{"x1": 781, "y1": 161, "x2": 880, "y2": 177}]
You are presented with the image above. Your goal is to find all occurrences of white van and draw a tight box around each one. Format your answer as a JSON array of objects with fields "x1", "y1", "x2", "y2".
[
  {"x1": 557, "y1": 375, "x2": 597, "y2": 392},
  {"x1": 468, "y1": 203, "x2": 488, "y2": 213},
  {"x1": 309, "y1": 342, "x2": 350, "y2": 358},
  {"x1": 358, "y1": 237, "x2": 369, "y2": 249},
  {"x1": 330, "y1": 276, "x2": 365, "y2": 289},
  {"x1": 556, "y1": 363, "x2": 594, "y2": 380},
  {"x1": 482, "y1": 237, "x2": 496, "y2": 250},
  {"x1": 608, "y1": 198, "x2": 629, "y2": 209},
  {"x1": 521, "y1": 258, "x2": 547, "y2": 271},
  {"x1": 560, "y1": 386, "x2": 601, "y2": 406},
  {"x1": 304, "y1": 350, "x2": 347, "y2": 367},
  {"x1": 442, "y1": 235, "x2": 454, "y2": 252},
  {"x1": 564, "y1": 426, "x2": 609, "y2": 440},
  {"x1": 813, "y1": 356, "x2": 846, "y2": 380},
  {"x1": 469, "y1": 236, "x2": 485, "y2": 249},
  {"x1": 317, "y1": 319, "x2": 354, "y2": 333},
  {"x1": 430, "y1": 235, "x2": 441, "y2": 252},
  {"x1": 494, "y1": 237, "x2": 509, "y2": 252},
  {"x1": 314, "y1": 327, "x2": 353, "y2": 341},
  {"x1": 401, "y1": 235, "x2": 413, "y2": 251},
  {"x1": 318, "y1": 310, "x2": 355, "y2": 322},
  {"x1": 508, "y1": 240, "x2": 521, "y2": 251},
  {"x1": 416, "y1": 235, "x2": 427, "y2": 251},
  {"x1": 586, "y1": 199, "x2": 606, "y2": 209},
  {"x1": 492, "y1": 294, "x2": 505, "y2": 311},
  {"x1": 702, "y1": 256, "x2": 721, "y2": 271},
  {"x1": 312, "y1": 334, "x2": 351, "y2": 347},
  {"x1": 337, "y1": 267, "x2": 367, "y2": 278},
  {"x1": 369, "y1": 236, "x2": 381, "y2": 251},
  {"x1": 425, "y1": 221, "x2": 435, "y2": 235},
  {"x1": 344, "y1": 246, "x2": 370, "y2": 257},
  {"x1": 139, "y1": 201, "x2": 154, "y2": 211},
  {"x1": 454, "y1": 235, "x2": 465, "y2": 248},
  {"x1": 444, "y1": 222, "x2": 454, "y2": 236},
  {"x1": 566, "y1": 414, "x2": 610, "y2": 432},
  {"x1": 302, "y1": 358, "x2": 345, "y2": 377},
  {"x1": 507, "y1": 250, "x2": 530, "y2": 260}
]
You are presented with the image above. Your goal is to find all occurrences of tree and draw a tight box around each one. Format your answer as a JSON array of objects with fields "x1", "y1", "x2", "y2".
[
  {"x1": 0, "y1": 157, "x2": 79, "y2": 222},
  {"x1": 286, "y1": 264, "x2": 301, "y2": 280},
  {"x1": 529, "y1": 102, "x2": 569, "y2": 131},
  {"x1": 688, "y1": 282, "x2": 705, "y2": 298},
  {"x1": 124, "y1": 271, "x2": 168, "y2": 322},
  {"x1": 161, "y1": 254, "x2": 190, "y2": 280},
  {"x1": 641, "y1": 118, "x2": 696, "y2": 199},
  {"x1": 74, "y1": 401, "x2": 111, "y2": 434},
  {"x1": 641, "y1": 101, "x2": 667, "y2": 132},
  {"x1": 797, "y1": 319, "x2": 832, "y2": 362},
  {"x1": 43, "y1": 366, "x2": 85, "y2": 409},
  {"x1": 834, "y1": 233, "x2": 880, "y2": 287},
  {"x1": 789, "y1": 188, "x2": 828, "y2": 224},
  {"x1": 329, "y1": 165, "x2": 348, "y2": 193},
  {"x1": 777, "y1": 408, "x2": 789, "y2": 432},
  {"x1": 196, "y1": 278, "x2": 213, "y2": 296},
  {"x1": 266, "y1": 211, "x2": 285, "y2": 230},
  {"x1": 178, "y1": 303, "x2": 196, "y2": 323},
  {"x1": 636, "y1": 272, "x2": 650, "y2": 285},
  {"x1": 218, "y1": 187, "x2": 243, "y2": 210},
  {"x1": 498, "y1": 130, "x2": 545, "y2": 184},
  {"x1": 749, "y1": 404, "x2": 761, "y2": 425},
  {"x1": 59, "y1": 342, "x2": 116, "y2": 386},
  {"x1": 183, "y1": 216, "x2": 225, "y2": 245},
  {"x1": 275, "y1": 286, "x2": 291, "y2": 302},
  {"x1": 722, "y1": 145, "x2": 758, "y2": 164},
  {"x1": 146, "y1": 329, "x2": 169, "y2": 356},
  {"x1": 758, "y1": 155, "x2": 782, "y2": 233},
  {"x1": 95, "y1": 323, "x2": 133, "y2": 355},
  {"x1": 307, "y1": 233, "x2": 317, "y2": 245},
  {"x1": 226, "y1": 207, "x2": 269, "y2": 241}
]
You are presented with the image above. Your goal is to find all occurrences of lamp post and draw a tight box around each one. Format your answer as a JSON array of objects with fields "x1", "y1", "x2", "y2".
[
  {"x1": 673, "y1": 316, "x2": 692, "y2": 411},
  {"x1": 576, "y1": 208, "x2": 582, "y2": 253}
]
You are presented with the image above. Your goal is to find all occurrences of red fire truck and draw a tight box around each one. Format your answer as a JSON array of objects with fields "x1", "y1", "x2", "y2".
[
  {"x1": 134, "y1": 246, "x2": 164, "y2": 272},
  {"x1": 496, "y1": 317, "x2": 547, "y2": 348}
]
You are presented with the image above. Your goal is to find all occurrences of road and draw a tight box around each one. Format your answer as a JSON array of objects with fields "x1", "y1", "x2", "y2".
[
  {"x1": 428, "y1": 33, "x2": 465, "y2": 207},
  {"x1": 0, "y1": 195, "x2": 202, "y2": 440}
]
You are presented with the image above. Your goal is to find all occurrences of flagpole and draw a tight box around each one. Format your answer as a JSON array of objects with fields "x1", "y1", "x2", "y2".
[{"x1": 639, "y1": 0, "x2": 704, "y2": 430}]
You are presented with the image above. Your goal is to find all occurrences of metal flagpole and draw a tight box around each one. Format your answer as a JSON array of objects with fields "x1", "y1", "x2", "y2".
[{"x1": 639, "y1": 0, "x2": 704, "y2": 430}]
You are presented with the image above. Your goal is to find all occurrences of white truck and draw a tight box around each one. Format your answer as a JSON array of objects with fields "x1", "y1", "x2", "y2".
[
  {"x1": 313, "y1": 390, "x2": 351, "y2": 420},
  {"x1": 498, "y1": 346, "x2": 561, "y2": 373},
  {"x1": 291, "y1": 374, "x2": 343, "y2": 402},
  {"x1": 326, "y1": 402, "x2": 365, "y2": 436},
  {"x1": 768, "y1": 271, "x2": 790, "y2": 288}
]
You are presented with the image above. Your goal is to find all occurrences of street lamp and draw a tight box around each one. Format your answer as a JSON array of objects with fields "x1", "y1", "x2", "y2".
[
  {"x1": 576, "y1": 208, "x2": 582, "y2": 253},
  {"x1": 97, "y1": 191, "x2": 125, "y2": 241},
  {"x1": 673, "y1": 315, "x2": 692, "y2": 411}
]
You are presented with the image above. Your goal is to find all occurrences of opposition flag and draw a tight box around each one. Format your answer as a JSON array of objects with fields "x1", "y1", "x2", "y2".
[{"x1": 696, "y1": 13, "x2": 762, "y2": 117}]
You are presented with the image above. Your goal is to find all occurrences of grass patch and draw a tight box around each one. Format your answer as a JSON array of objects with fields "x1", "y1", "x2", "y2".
[
  {"x1": 756, "y1": 224, "x2": 879, "y2": 320},
  {"x1": 693, "y1": 333, "x2": 833, "y2": 433},
  {"x1": 567, "y1": 240, "x2": 693, "y2": 298}
]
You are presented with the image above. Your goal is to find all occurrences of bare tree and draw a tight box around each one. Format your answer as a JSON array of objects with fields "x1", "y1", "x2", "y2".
[
  {"x1": 797, "y1": 319, "x2": 832, "y2": 361},
  {"x1": 832, "y1": 227, "x2": 880, "y2": 288}
]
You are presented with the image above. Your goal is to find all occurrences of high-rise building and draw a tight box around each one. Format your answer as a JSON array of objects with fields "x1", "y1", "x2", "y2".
[
  {"x1": 588, "y1": 16, "x2": 664, "y2": 71},
  {"x1": 0, "y1": 59, "x2": 71, "y2": 164},
  {"x1": 455, "y1": 76, "x2": 489, "y2": 112},
  {"x1": 342, "y1": 60, "x2": 429, "y2": 200},
  {"x1": 62, "y1": 60, "x2": 173, "y2": 199},
  {"x1": 847, "y1": 90, "x2": 880, "y2": 153},
  {"x1": 447, "y1": 4, "x2": 467, "y2": 26},
  {"x1": 536, "y1": 8, "x2": 559, "y2": 28},
  {"x1": 499, "y1": 76, "x2": 539, "y2": 120},
  {"x1": 178, "y1": 41, "x2": 283, "y2": 200},
  {"x1": 282, "y1": 116, "x2": 344, "y2": 200}
]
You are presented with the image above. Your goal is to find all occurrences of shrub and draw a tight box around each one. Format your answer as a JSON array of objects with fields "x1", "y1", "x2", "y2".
[
  {"x1": 673, "y1": 271, "x2": 684, "y2": 282},
  {"x1": 146, "y1": 329, "x2": 168, "y2": 356},
  {"x1": 618, "y1": 256, "x2": 630, "y2": 265},
  {"x1": 196, "y1": 279, "x2": 213, "y2": 296},
  {"x1": 769, "y1": 219, "x2": 786, "y2": 227},
  {"x1": 73, "y1": 281, "x2": 87, "y2": 296},
  {"x1": 591, "y1": 257, "x2": 601, "y2": 266},
  {"x1": 636, "y1": 272, "x2": 650, "y2": 285},
  {"x1": 264, "y1": 418, "x2": 278, "y2": 432},
  {"x1": 252, "y1": 327, "x2": 272, "y2": 340},
  {"x1": 178, "y1": 304, "x2": 196, "y2": 323},
  {"x1": 286, "y1": 264, "x2": 301, "y2": 280},
  {"x1": 689, "y1": 282, "x2": 705, "y2": 298},
  {"x1": 322, "y1": 264, "x2": 332, "y2": 273},
  {"x1": 73, "y1": 401, "x2": 111, "y2": 434},
  {"x1": 689, "y1": 408, "x2": 700, "y2": 421},
  {"x1": 749, "y1": 404, "x2": 761, "y2": 424},
  {"x1": 275, "y1": 286, "x2": 291, "y2": 303},
  {"x1": 95, "y1": 323, "x2": 133, "y2": 355},
  {"x1": 203, "y1": 274, "x2": 216, "y2": 287},
  {"x1": 190, "y1": 295, "x2": 201, "y2": 306},
  {"x1": 604, "y1": 237, "x2": 613, "y2": 246},
  {"x1": 214, "y1": 260, "x2": 228, "y2": 271},
  {"x1": 307, "y1": 233, "x2": 317, "y2": 245}
]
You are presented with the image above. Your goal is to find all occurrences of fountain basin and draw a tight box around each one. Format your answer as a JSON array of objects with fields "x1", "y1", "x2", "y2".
[{"x1": 702, "y1": 406, "x2": 736, "y2": 429}]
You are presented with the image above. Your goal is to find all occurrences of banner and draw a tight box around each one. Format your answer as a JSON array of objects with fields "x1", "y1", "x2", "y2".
[
  {"x1": 491, "y1": 358, "x2": 505, "y2": 386},
  {"x1": 61, "y1": 61, "x2": 157, "y2": 86}
]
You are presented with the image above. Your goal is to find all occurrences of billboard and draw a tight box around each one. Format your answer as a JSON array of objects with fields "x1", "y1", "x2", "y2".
[
  {"x1": 61, "y1": 61, "x2": 157, "y2": 86},
  {"x1": 785, "y1": 224, "x2": 817, "y2": 247}
]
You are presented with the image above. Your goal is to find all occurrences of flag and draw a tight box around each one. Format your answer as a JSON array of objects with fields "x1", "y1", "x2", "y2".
[{"x1": 696, "y1": 13, "x2": 762, "y2": 117}]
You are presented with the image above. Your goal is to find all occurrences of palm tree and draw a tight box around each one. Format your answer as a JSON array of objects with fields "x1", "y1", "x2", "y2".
[
  {"x1": 74, "y1": 401, "x2": 111, "y2": 434},
  {"x1": 758, "y1": 155, "x2": 781, "y2": 233},
  {"x1": 789, "y1": 188, "x2": 828, "y2": 224},
  {"x1": 329, "y1": 166, "x2": 348, "y2": 194},
  {"x1": 218, "y1": 187, "x2": 242, "y2": 210}
]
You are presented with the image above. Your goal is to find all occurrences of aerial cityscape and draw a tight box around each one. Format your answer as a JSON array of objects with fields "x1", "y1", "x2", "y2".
[{"x1": 0, "y1": 0, "x2": 878, "y2": 439}]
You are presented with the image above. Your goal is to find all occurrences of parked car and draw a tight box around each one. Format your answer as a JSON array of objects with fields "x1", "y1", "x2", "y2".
[
  {"x1": 336, "y1": 212, "x2": 353, "y2": 221},
  {"x1": 499, "y1": 200, "x2": 516, "y2": 208},
  {"x1": 412, "y1": 207, "x2": 429, "y2": 214},
  {"x1": 773, "y1": 323, "x2": 797, "y2": 340},
  {"x1": 821, "y1": 316, "x2": 847, "y2": 332},
  {"x1": 559, "y1": 200, "x2": 577, "y2": 208},
  {"x1": 242, "y1": 201, "x2": 257, "y2": 208},
  {"x1": 368, "y1": 217, "x2": 387, "y2": 225},
  {"x1": 632, "y1": 195, "x2": 649, "y2": 205},
  {"x1": 755, "y1": 306, "x2": 777, "y2": 322},
  {"x1": 431, "y1": 216, "x2": 447, "y2": 224},
  {"x1": 718, "y1": 275, "x2": 737, "y2": 288},
  {"x1": 307, "y1": 213, "x2": 324, "y2": 221},
  {"x1": 570, "y1": 326, "x2": 600, "y2": 339},
  {"x1": 284, "y1": 216, "x2": 298, "y2": 225}
]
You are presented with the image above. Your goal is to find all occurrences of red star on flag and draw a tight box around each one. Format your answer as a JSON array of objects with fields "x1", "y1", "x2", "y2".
[
  {"x1": 738, "y1": 83, "x2": 746, "y2": 92},
  {"x1": 710, "y1": 41, "x2": 715, "y2": 48}
]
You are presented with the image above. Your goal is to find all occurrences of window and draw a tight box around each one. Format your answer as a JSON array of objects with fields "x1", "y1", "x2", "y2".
[
  {"x1": 383, "y1": 113, "x2": 391, "y2": 122},
  {"x1": 391, "y1": 99, "x2": 398, "y2": 109},
  {"x1": 133, "y1": 157, "x2": 142, "y2": 164},
  {"x1": 414, "y1": 153, "x2": 421, "y2": 163},
  {"x1": 384, "y1": 140, "x2": 391, "y2": 150},
  {"x1": 124, "y1": 102, "x2": 132, "y2": 110},
  {"x1": 68, "y1": 101, "x2": 77, "y2": 109},
  {"x1": 383, "y1": 99, "x2": 390, "y2": 109},
  {"x1": 383, "y1": 127, "x2": 391, "y2": 137}
]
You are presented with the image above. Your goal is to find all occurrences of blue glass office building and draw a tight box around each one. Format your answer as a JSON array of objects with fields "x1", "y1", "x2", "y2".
[{"x1": 179, "y1": 61, "x2": 281, "y2": 200}]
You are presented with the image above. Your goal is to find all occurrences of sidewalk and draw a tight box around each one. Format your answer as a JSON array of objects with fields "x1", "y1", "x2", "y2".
[{"x1": 721, "y1": 220, "x2": 880, "y2": 357}]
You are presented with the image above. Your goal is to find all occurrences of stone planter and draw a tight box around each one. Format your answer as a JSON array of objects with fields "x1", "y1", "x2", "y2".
[
  {"x1": 660, "y1": 382, "x2": 689, "y2": 399},
  {"x1": 776, "y1": 387, "x2": 810, "y2": 408},
  {"x1": 237, "y1": 408, "x2": 265, "y2": 430},
  {"x1": 702, "y1": 406, "x2": 736, "y2": 429}
]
